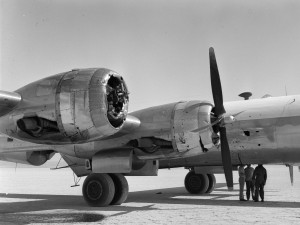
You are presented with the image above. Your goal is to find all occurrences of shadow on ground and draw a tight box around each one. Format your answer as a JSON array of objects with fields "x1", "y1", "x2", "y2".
[{"x1": 0, "y1": 183, "x2": 299, "y2": 223}]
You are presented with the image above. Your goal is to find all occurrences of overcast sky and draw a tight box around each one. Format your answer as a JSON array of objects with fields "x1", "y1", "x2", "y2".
[{"x1": 1, "y1": 0, "x2": 300, "y2": 112}]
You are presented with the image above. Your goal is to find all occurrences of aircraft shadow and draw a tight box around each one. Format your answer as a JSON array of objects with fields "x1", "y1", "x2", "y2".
[
  {"x1": 125, "y1": 183, "x2": 300, "y2": 209},
  {"x1": 0, "y1": 182, "x2": 299, "y2": 223}
]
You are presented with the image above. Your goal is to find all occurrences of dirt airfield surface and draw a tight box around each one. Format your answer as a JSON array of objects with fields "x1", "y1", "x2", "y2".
[{"x1": 0, "y1": 165, "x2": 299, "y2": 225}]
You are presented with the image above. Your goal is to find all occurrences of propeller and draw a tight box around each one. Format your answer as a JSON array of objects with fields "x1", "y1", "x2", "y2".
[{"x1": 209, "y1": 47, "x2": 233, "y2": 190}]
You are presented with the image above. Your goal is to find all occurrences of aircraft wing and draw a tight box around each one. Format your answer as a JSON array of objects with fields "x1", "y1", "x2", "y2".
[
  {"x1": 2, "y1": 48, "x2": 300, "y2": 207},
  {"x1": 0, "y1": 52, "x2": 231, "y2": 189}
]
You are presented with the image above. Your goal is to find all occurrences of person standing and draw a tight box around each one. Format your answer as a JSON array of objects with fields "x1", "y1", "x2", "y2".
[
  {"x1": 245, "y1": 164, "x2": 254, "y2": 201},
  {"x1": 238, "y1": 164, "x2": 246, "y2": 201},
  {"x1": 253, "y1": 164, "x2": 267, "y2": 202}
]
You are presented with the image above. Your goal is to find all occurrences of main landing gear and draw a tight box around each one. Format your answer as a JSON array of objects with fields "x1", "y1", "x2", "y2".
[
  {"x1": 82, "y1": 173, "x2": 129, "y2": 207},
  {"x1": 184, "y1": 171, "x2": 216, "y2": 194}
]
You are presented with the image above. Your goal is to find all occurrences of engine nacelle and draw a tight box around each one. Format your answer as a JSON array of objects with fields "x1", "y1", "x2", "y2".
[
  {"x1": 130, "y1": 100, "x2": 215, "y2": 160},
  {"x1": 172, "y1": 101, "x2": 214, "y2": 153},
  {"x1": 0, "y1": 150, "x2": 55, "y2": 166},
  {"x1": 3, "y1": 68, "x2": 129, "y2": 144}
]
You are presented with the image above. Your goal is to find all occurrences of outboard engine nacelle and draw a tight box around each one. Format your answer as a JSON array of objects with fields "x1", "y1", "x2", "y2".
[{"x1": 5, "y1": 68, "x2": 130, "y2": 144}]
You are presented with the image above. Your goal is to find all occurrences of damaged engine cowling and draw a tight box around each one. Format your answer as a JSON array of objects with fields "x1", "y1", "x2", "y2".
[
  {"x1": 172, "y1": 101, "x2": 215, "y2": 153},
  {"x1": 8, "y1": 68, "x2": 129, "y2": 144}
]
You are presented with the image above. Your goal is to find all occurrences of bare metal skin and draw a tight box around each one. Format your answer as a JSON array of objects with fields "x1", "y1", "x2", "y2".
[{"x1": 0, "y1": 50, "x2": 299, "y2": 206}]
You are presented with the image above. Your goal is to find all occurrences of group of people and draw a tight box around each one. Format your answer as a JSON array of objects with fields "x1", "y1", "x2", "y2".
[{"x1": 238, "y1": 164, "x2": 267, "y2": 202}]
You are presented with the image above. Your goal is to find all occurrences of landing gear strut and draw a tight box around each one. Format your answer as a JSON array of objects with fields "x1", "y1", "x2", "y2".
[
  {"x1": 82, "y1": 173, "x2": 129, "y2": 207},
  {"x1": 184, "y1": 171, "x2": 216, "y2": 194}
]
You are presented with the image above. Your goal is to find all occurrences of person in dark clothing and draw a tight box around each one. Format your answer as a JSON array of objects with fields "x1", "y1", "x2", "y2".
[
  {"x1": 245, "y1": 164, "x2": 254, "y2": 201},
  {"x1": 238, "y1": 165, "x2": 246, "y2": 201},
  {"x1": 252, "y1": 164, "x2": 267, "y2": 202}
]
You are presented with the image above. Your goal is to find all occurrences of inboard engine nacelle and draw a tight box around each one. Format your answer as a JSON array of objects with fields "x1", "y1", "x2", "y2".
[{"x1": 3, "y1": 68, "x2": 129, "y2": 144}]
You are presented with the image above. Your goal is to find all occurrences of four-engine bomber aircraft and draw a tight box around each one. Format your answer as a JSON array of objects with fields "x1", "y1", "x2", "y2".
[{"x1": 0, "y1": 48, "x2": 300, "y2": 206}]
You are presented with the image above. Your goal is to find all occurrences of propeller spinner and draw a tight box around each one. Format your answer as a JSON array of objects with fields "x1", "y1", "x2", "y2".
[{"x1": 209, "y1": 47, "x2": 233, "y2": 190}]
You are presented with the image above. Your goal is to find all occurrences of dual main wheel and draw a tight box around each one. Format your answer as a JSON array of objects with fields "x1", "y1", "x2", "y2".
[
  {"x1": 82, "y1": 173, "x2": 129, "y2": 207},
  {"x1": 83, "y1": 171, "x2": 215, "y2": 206},
  {"x1": 184, "y1": 171, "x2": 216, "y2": 194}
]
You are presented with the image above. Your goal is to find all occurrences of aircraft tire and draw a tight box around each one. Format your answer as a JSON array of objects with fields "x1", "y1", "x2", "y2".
[
  {"x1": 82, "y1": 173, "x2": 115, "y2": 207},
  {"x1": 109, "y1": 173, "x2": 129, "y2": 205},
  {"x1": 206, "y1": 174, "x2": 216, "y2": 193},
  {"x1": 184, "y1": 171, "x2": 209, "y2": 194}
]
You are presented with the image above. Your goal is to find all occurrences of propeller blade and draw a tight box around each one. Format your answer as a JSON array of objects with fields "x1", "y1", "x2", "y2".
[
  {"x1": 209, "y1": 47, "x2": 233, "y2": 189},
  {"x1": 209, "y1": 47, "x2": 226, "y2": 116},
  {"x1": 219, "y1": 126, "x2": 233, "y2": 190}
]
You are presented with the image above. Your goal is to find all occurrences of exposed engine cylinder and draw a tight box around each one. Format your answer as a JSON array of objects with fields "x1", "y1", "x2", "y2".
[{"x1": 12, "y1": 68, "x2": 129, "y2": 144}]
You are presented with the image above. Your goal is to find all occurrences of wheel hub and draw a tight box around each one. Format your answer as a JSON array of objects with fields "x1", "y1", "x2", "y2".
[
  {"x1": 87, "y1": 180, "x2": 103, "y2": 200},
  {"x1": 188, "y1": 175, "x2": 202, "y2": 190}
]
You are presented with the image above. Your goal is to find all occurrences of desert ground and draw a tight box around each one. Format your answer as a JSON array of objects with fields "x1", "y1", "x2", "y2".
[{"x1": 0, "y1": 165, "x2": 299, "y2": 225}]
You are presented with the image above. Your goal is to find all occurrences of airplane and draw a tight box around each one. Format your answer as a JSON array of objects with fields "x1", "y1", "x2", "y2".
[{"x1": 0, "y1": 48, "x2": 300, "y2": 206}]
